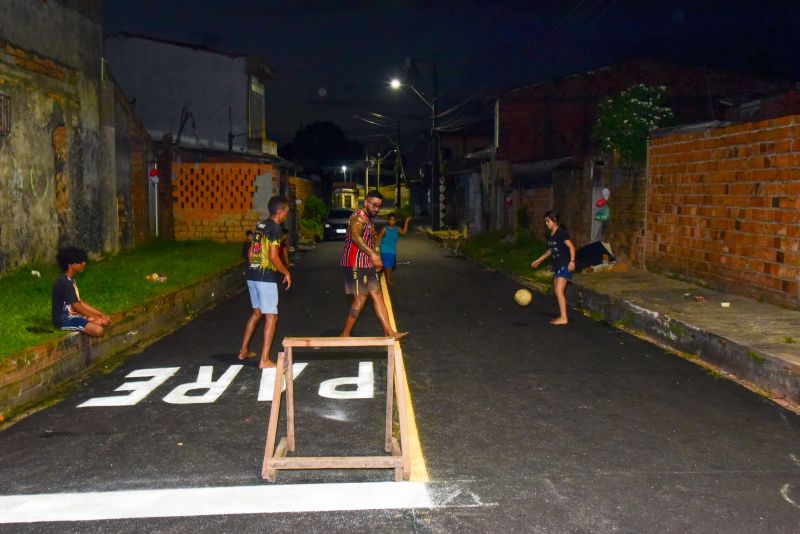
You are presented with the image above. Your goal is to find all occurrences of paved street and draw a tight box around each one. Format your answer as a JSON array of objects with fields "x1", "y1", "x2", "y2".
[{"x1": 2, "y1": 235, "x2": 800, "y2": 532}]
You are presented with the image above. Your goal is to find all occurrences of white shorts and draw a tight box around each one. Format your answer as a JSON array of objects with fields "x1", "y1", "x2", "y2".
[{"x1": 247, "y1": 281, "x2": 279, "y2": 314}]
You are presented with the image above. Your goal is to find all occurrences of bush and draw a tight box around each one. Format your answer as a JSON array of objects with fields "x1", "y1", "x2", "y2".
[
  {"x1": 302, "y1": 195, "x2": 327, "y2": 225},
  {"x1": 299, "y1": 218, "x2": 323, "y2": 242}
]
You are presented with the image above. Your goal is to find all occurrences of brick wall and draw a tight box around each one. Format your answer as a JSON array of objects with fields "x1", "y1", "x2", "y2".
[
  {"x1": 552, "y1": 167, "x2": 593, "y2": 247},
  {"x1": 289, "y1": 175, "x2": 321, "y2": 217},
  {"x1": 601, "y1": 165, "x2": 647, "y2": 265},
  {"x1": 514, "y1": 186, "x2": 552, "y2": 231},
  {"x1": 171, "y1": 162, "x2": 278, "y2": 241},
  {"x1": 647, "y1": 115, "x2": 800, "y2": 308}
]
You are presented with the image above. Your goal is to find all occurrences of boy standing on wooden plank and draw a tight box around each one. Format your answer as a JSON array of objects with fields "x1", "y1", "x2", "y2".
[{"x1": 340, "y1": 191, "x2": 408, "y2": 340}]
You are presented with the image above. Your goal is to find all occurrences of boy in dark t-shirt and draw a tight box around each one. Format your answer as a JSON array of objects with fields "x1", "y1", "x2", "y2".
[
  {"x1": 530, "y1": 210, "x2": 576, "y2": 326},
  {"x1": 51, "y1": 247, "x2": 112, "y2": 337},
  {"x1": 238, "y1": 196, "x2": 292, "y2": 369}
]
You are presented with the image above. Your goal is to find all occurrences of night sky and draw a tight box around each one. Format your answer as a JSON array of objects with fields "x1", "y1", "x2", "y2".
[{"x1": 103, "y1": 0, "x2": 800, "y2": 146}]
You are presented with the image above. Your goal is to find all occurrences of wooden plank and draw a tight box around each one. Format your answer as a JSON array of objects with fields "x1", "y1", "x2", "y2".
[
  {"x1": 261, "y1": 352, "x2": 285, "y2": 480},
  {"x1": 393, "y1": 347, "x2": 412, "y2": 480},
  {"x1": 270, "y1": 456, "x2": 402, "y2": 470},
  {"x1": 283, "y1": 337, "x2": 395, "y2": 348},
  {"x1": 385, "y1": 346, "x2": 395, "y2": 453},
  {"x1": 274, "y1": 437, "x2": 288, "y2": 460},
  {"x1": 285, "y1": 347, "x2": 296, "y2": 452},
  {"x1": 392, "y1": 438, "x2": 403, "y2": 481}
]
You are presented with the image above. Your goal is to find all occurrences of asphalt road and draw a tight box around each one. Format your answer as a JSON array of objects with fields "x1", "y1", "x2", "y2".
[{"x1": 2, "y1": 234, "x2": 800, "y2": 533}]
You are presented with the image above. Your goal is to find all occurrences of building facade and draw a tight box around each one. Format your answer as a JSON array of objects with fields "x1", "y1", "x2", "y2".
[{"x1": 104, "y1": 33, "x2": 277, "y2": 157}]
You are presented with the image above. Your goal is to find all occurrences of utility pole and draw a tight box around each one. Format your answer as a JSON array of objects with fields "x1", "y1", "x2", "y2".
[
  {"x1": 431, "y1": 59, "x2": 442, "y2": 230},
  {"x1": 365, "y1": 151, "x2": 370, "y2": 193},
  {"x1": 395, "y1": 122, "x2": 402, "y2": 209}
]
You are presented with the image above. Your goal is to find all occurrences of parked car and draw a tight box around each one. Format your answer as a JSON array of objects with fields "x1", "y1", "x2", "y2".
[{"x1": 323, "y1": 208, "x2": 354, "y2": 240}]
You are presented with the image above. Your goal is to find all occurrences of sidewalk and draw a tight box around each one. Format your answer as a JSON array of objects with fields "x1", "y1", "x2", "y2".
[{"x1": 569, "y1": 269, "x2": 800, "y2": 408}]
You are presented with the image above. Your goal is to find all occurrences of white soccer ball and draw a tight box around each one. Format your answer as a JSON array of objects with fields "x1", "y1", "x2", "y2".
[{"x1": 514, "y1": 288, "x2": 533, "y2": 307}]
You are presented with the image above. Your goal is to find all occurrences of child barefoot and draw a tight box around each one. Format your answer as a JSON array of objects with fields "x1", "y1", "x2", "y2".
[
  {"x1": 530, "y1": 210, "x2": 576, "y2": 325},
  {"x1": 52, "y1": 247, "x2": 112, "y2": 338},
  {"x1": 376, "y1": 213, "x2": 411, "y2": 285}
]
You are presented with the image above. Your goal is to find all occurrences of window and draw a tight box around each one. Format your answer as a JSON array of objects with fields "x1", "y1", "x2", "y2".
[{"x1": 248, "y1": 77, "x2": 265, "y2": 141}]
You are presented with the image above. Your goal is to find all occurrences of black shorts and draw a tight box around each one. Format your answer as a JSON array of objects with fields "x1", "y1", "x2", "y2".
[{"x1": 343, "y1": 266, "x2": 381, "y2": 295}]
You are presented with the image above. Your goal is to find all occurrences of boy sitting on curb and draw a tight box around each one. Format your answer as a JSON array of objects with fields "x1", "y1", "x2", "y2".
[{"x1": 51, "y1": 247, "x2": 112, "y2": 338}]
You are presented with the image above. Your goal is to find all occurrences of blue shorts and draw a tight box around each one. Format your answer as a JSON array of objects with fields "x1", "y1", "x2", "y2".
[
  {"x1": 60, "y1": 315, "x2": 89, "y2": 331},
  {"x1": 247, "y1": 281, "x2": 279, "y2": 314},
  {"x1": 381, "y1": 252, "x2": 397, "y2": 270},
  {"x1": 554, "y1": 265, "x2": 573, "y2": 280}
]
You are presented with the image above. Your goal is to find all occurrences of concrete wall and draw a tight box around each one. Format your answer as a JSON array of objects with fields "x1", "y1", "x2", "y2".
[
  {"x1": 647, "y1": 115, "x2": 800, "y2": 308},
  {"x1": 0, "y1": 0, "x2": 116, "y2": 273},
  {"x1": 104, "y1": 34, "x2": 251, "y2": 152}
]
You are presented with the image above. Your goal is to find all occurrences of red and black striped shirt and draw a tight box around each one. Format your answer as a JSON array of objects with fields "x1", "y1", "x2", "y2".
[{"x1": 341, "y1": 209, "x2": 376, "y2": 268}]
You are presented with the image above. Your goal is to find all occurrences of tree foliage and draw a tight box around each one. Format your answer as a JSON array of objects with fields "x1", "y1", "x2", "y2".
[
  {"x1": 279, "y1": 121, "x2": 363, "y2": 169},
  {"x1": 592, "y1": 84, "x2": 674, "y2": 165},
  {"x1": 302, "y1": 195, "x2": 327, "y2": 224}
]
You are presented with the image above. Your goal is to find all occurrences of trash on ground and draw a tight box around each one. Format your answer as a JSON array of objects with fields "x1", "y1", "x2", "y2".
[{"x1": 721, "y1": 302, "x2": 731, "y2": 308}]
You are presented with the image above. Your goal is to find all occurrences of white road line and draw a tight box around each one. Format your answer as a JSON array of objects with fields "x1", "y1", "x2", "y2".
[{"x1": 0, "y1": 482, "x2": 433, "y2": 524}]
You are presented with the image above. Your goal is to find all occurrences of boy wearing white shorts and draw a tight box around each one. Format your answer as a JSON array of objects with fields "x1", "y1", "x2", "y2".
[{"x1": 238, "y1": 196, "x2": 292, "y2": 369}]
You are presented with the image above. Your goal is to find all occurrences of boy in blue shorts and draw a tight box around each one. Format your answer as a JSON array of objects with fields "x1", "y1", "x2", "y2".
[
  {"x1": 530, "y1": 210, "x2": 576, "y2": 326},
  {"x1": 238, "y1": 195, "x2": 292, "y2": 368},
  {"x1": 51, "y1": 247, "x2": 112, "y2": 338},
  {"x1": 376, "y1": 213, "x2": 411, "y2": 285}
]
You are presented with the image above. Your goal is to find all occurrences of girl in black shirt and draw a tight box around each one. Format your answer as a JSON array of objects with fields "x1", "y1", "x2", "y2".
[{"x1": 530, "y1": 210, "x2": 576, "y2": 325}]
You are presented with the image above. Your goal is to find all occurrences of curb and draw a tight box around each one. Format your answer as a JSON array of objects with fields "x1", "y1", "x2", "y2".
[
  {"x1": 0, "y1": 265, "x2": 246, "y2": 419},
  {"x1": 568, "y1": 282, "x2": 800, "y2": 409}
]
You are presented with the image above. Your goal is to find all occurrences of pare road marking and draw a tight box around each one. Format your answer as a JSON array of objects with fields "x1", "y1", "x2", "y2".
[{"x1": 78, "y1": 363, "x2": 375, "y2": 408}]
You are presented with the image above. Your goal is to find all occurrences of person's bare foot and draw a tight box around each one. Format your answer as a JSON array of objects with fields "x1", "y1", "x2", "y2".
[
  {"x1": 238, "y1": 351, "x2": 256, "y2": 361},
  {"x1": 259, "y1": 359, "x2": 276, "y2": 369},
  {"x1": 549, "y1": 318, "x2": 568, "y2": 326},
  {"x1": 391, "y1": 331, "x2": 410, "y2": 341}
]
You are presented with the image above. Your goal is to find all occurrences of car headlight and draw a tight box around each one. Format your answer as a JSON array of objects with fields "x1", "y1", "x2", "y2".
[{"x1": 324, "y1": 223, "x2": 331, "y2": 228}]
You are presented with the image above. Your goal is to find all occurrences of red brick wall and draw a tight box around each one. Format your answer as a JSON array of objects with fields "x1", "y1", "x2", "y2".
[
  {"x1": 602, "y1": 166, "x2": 648, "y2": 265},
  {"x1": 647, "y1": 115, "x2": 800, "y2": 308},
  {"x1": 552, "y1": 167, "x2": 593, "y2": 247},
  {"x1": 172, "y1": 162, "x2": 278, "y2": 241}
]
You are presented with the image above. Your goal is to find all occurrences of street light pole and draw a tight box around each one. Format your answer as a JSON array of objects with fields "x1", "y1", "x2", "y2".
[{"x1": 390, "y1": 58, "x2": 441, "y2": 229}]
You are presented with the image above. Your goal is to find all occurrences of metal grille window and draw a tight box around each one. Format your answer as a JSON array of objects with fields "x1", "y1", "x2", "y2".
[{"x1": 0, "y1": 94, "x2": 10, "y2": 136}]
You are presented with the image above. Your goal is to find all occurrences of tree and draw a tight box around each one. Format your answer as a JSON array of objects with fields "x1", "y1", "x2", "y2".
[
  {"x1": 592, "y1": 84, "x2": 674, "y2": 165},
  {"x1": 279, "y1": 121, "x2": 364, "y2": 169}
]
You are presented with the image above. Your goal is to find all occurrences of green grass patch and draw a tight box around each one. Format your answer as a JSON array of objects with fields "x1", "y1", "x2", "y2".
[
  {"x1": 461, "y1": 230, "x2": 551, "y2": 285},
  {"x1": 747, "y1": 350, "x2": 766, "y2": 365},
  {"x1": 706, "y1": 368, "x2": 723, "y2": 380},
  {"x1": 0, "y1": 240, "x2": 241, "y2": 360},
  {"x1": 785, "y1": 336, "x2": 796, "y2": 344}
]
